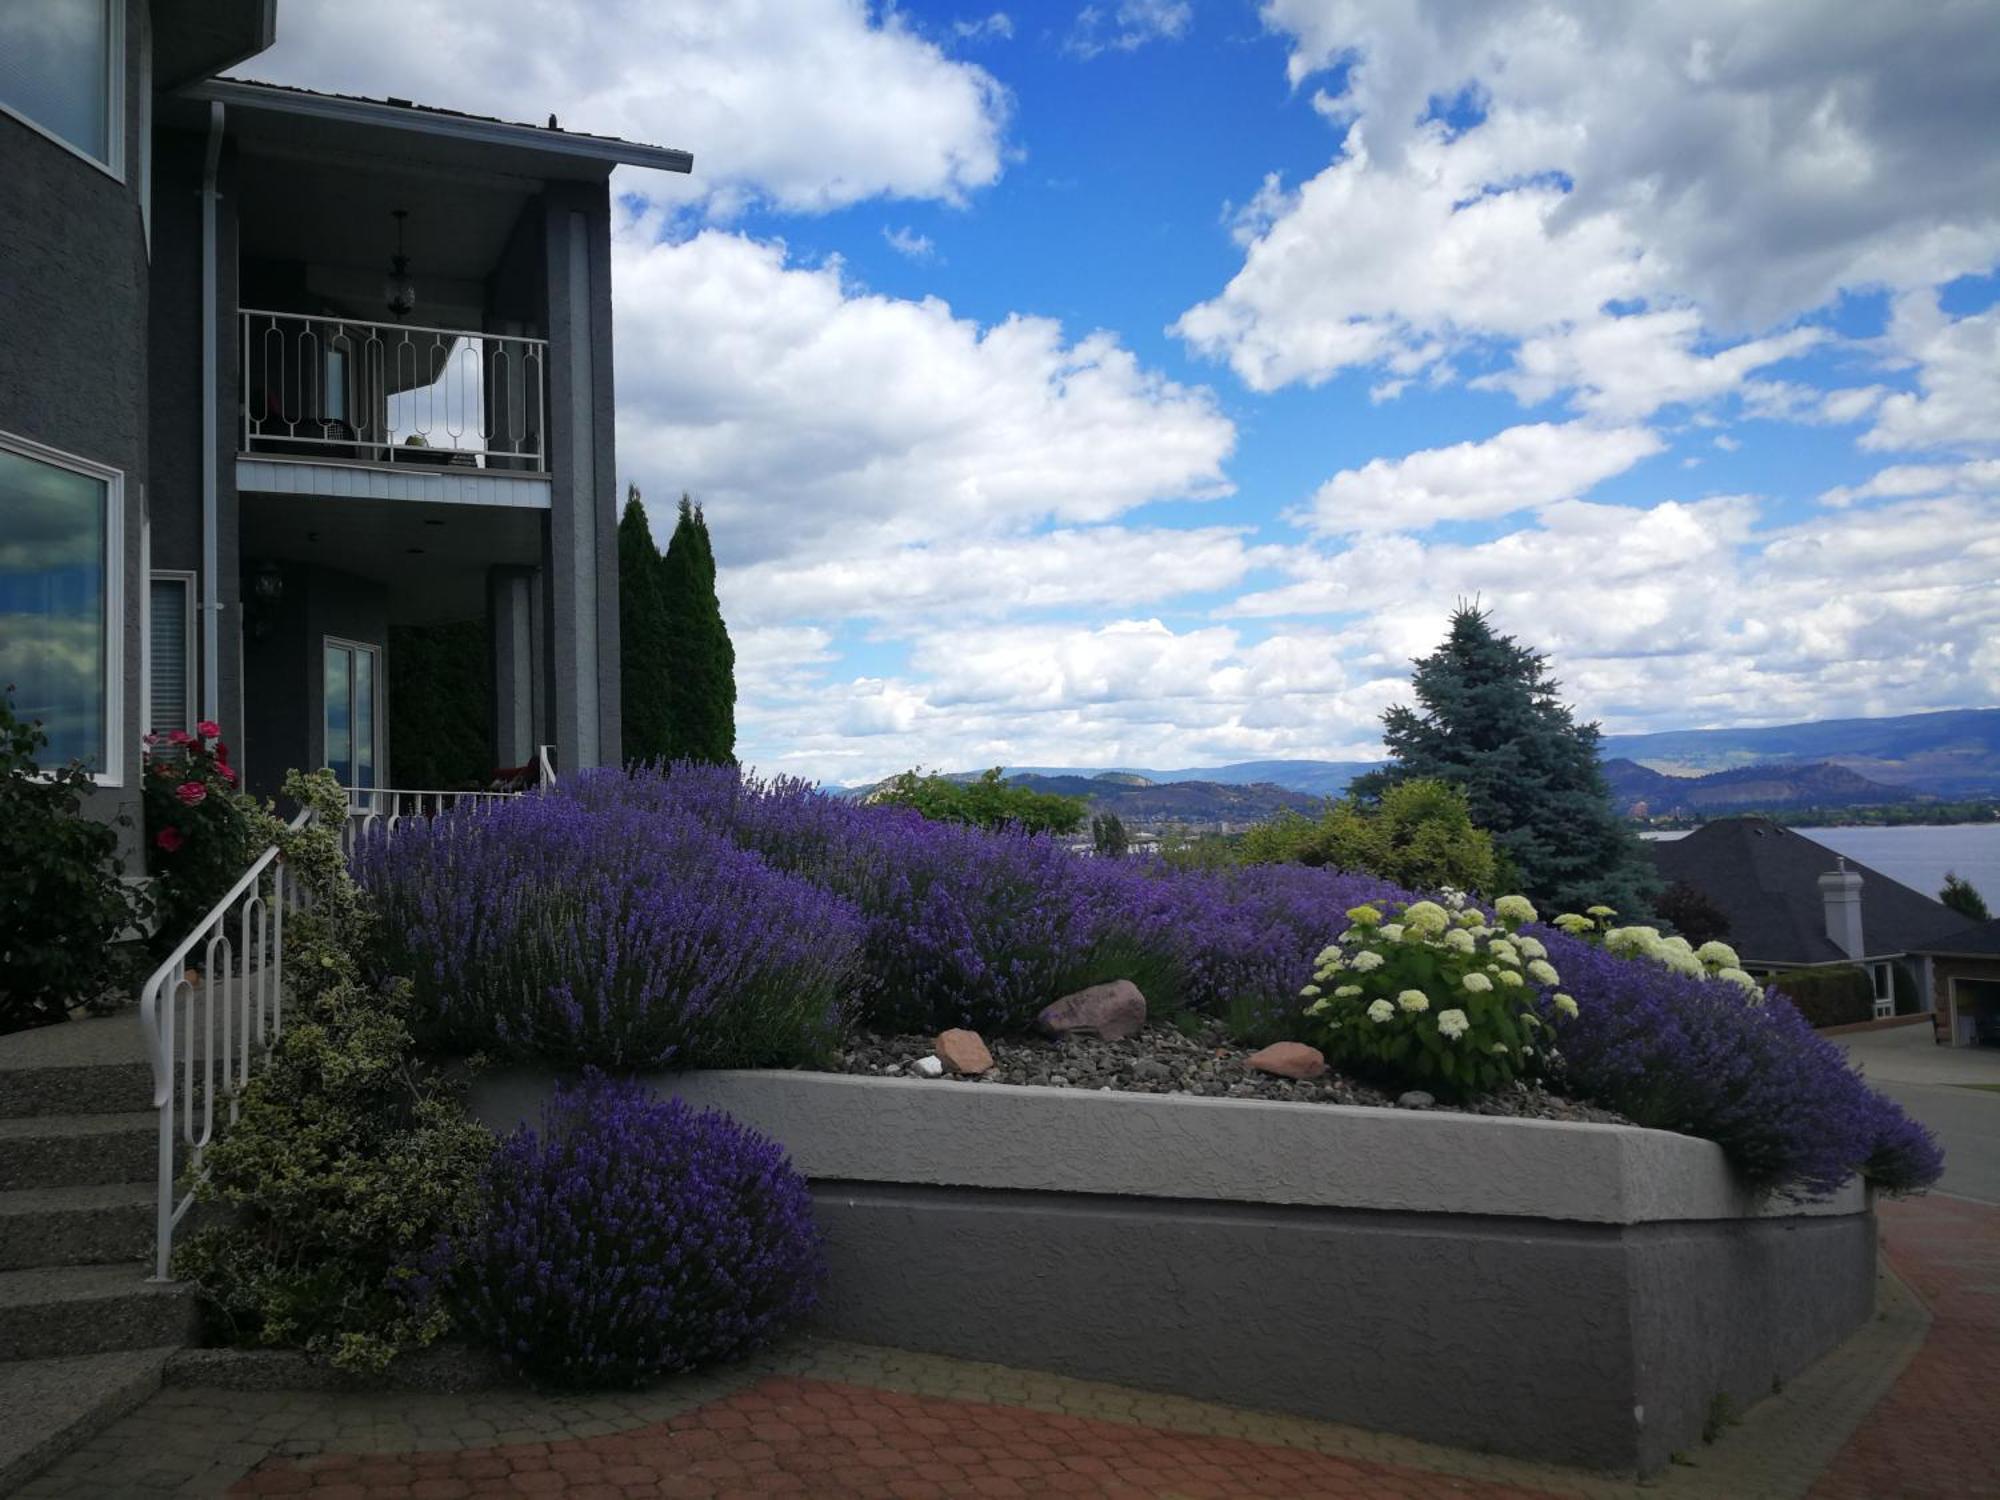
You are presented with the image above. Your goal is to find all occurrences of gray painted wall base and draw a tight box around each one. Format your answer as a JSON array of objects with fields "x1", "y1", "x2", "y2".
[
  {"x1": 803, "y1": 1182, "x2": 1872, "y2": 1476},
  {"x1": 471, "y1": 1069, "x2": 1877, "y2": 1476}
]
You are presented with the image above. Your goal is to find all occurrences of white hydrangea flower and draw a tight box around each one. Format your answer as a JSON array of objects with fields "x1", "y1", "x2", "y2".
[
  {"x1": 1315, "y1": 946, "x2": 1342, "y2": 968},
  {"x1": 1443, "y1": 927, "x2": 1476, "y2": 953},
  {"x1": 1350, "y1": 950, "x2": 1385, "y2": 973},
  {"x1": 1488, "y1": 939, "x2": 1521, "y2": 966},
  {"x1": 1521, "y1": 1011, "x2": 1542, "y2": 1029},
  {"x1": 1345, "y1": 904, "x2": 1384, "y2": 927},
  {"x1": 1696, "y1": 940, "x2": 1741, "y2": 971},
  {"x1": 1307, "y1": 997, "x2": 1331, "y2": 1016},
  {"x1": 1366, "y1": 999, "x2": 1396, "y2": 1024},
  {"x1": 1397, "y1": 989, "x2": 1430, "y2": 1013},
  {"x1": 1461, "y1": 971, "x2": 1493, "y2": 994},
  {"x1": 1520, "y1": 1044, "x2": 1534, "y2": 1058},
  {"x1": 1717, "y1": 967, "x2": 1761, "y2": 996},
  {"x1": 1402, "y1": 901, "x2": 1450, "y2": 937},
  {"x1": 1527, "y1": 959, "x2": 1560, "y2": 987},
  {"x1": 1456, "y1": 908, "x2": 1485, "y2": 929},
  {"x1": 1300, "y1": 984, "x2": 1322, "y2": 998},
  {"x1": 1437, "y1": 1008, "x2": 1470, "y2": 1040},
  {"x1": 1587, "y1": 905, "x2": 1617, "y2": 919},
  {"x1": 1490, "y1": 1042, "x2": 1509, "y2": 1055},
  {"x1": 1379, "y1": 923, "x2": 1405, "y2": 942},
  {"x1": 1334, "y1": 984, "x2": 1363, "y2": 998},
  {"x1": 1497, "y1": 969, "x2": 1525, "y2": 987},
  {"x1": 1516, "y1": 936, "x2": 1547, "y2": 960},
  {"x1": 1495, "y1": 895, "x2": 1538, "y2": 926},
  {"x1": 1554, "y1": 993, "x2": 1580, "y2": 1018}
]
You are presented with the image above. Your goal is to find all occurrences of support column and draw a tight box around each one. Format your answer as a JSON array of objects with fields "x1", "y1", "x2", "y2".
[
  {"x1": 542, "y1": 185, "x2": 621, "y2": 771},
  {"x1": 488, "y1": 564, "x2": 538, "y2": 767}
]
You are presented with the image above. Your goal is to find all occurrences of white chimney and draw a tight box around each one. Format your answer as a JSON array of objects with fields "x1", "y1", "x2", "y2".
[{"x1": 1818, "y1": 858, "x2": 1865, "y2": 959}]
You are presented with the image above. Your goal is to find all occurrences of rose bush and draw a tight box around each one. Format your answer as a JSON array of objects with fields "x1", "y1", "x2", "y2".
[{"x1": 143, "y1": 721, "x2": 256, "y2": 955}]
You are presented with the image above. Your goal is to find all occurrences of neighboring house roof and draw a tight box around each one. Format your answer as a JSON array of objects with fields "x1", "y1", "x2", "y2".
[
  {"x1": 1910, "y1": 915, "x2": 2000, "y2": 958},
  {"x1": 185, "y1": 77, "x2": 694, "y2": 176},
  {"x1": 1649, "y1": 817, "x2": 1977, "y2": 965}
]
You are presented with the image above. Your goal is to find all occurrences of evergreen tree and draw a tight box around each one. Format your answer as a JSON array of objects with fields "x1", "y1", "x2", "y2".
[
  {"x1": 1940, "y1": 871, "x2": 1990, "y2": 922},
  {"x1": 1354, "y1": 605, "x2": 1659, "y2": 915},
  {"x1": 617, "y1": 486, "x2": 674, "y2": 763},
  {"x1": 659, "y1": 495, "x2": 736, "y2": 764}
]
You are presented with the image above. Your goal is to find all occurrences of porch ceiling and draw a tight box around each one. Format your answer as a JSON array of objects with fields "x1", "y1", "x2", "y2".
[{"x1": 241, "y1": 492, "x2": 541, "y2": 625}]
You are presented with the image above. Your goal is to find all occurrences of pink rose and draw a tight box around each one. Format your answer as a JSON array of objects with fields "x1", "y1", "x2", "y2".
[
  {"x1": 217, "y1": 763, "x2": 238, "y2": 785},
  {"x1": 175, "y1": 782, "x2": 208, "y2": 807},
  {"x1": 155, "y1": 826, "x2": 184, "y2": 853},
  {"x1": 166, "y1": 730, "x2": 193, "y2": 746},
  {"x1": 195, "y1": 720, "x2": 222, "y2": 739}
]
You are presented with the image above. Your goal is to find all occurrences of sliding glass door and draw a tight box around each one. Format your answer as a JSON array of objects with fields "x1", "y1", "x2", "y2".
[{"x1": 323, "y1": 638, "x2": 378, "y2": 789}]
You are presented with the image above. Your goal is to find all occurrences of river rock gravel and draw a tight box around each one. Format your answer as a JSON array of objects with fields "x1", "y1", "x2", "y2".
[{"x1": 830, "y1": 1018, "x2": 1630, "y2": 1125}]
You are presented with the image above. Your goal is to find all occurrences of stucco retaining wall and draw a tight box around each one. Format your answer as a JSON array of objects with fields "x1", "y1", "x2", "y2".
[{"x1": 469, "y1": 1070, "x2": 1876, "y2": 1476}]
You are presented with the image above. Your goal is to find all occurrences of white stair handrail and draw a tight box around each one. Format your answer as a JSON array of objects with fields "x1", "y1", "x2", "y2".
[{"x1": 137, "y1": 807, "x2": 310, "y2": 1280}]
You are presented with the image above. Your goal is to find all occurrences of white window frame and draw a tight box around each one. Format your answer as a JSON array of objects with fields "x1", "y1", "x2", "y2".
[
  {"x1": 147, "y1": 568, "x2": 197, "y2": 739},
  {"x1": 321, "y1": 635, "x2": 381, "y2": 792},
  {"x1": 0, "y1": 428, "x2": 126, "y2": 787},
  {"x1": 0, "y1": 0, "x2": 126, "y2": 182}
]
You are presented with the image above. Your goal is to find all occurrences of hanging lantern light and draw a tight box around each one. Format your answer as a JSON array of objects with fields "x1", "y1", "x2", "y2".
[{"x1": 383, "y1": 209, "x2": 416, "y2": 320}]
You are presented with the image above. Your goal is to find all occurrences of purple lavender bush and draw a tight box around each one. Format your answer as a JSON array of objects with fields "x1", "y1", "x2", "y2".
[
  {"x1": 353, "y1": 789, "x2": 860, "y2": 1068},
  {"x1": 1536, "y1": 929, "x2": 1943, "y2": 1197},
  {"x1": 443, "y1": 1074, "x2": 823, "y2": 1387}
]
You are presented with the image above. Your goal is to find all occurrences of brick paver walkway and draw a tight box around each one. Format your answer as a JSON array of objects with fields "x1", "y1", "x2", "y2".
[
  {"x1": 229, "y1": 1375, "x2": 1562, "y2": 1499},
  {"x1": 1807, "y1": 1193, "x2": 2000, "y2": 1500},
  {"x1": 19, "y1": 1193, "x2": 1998, "y2": 1499}
]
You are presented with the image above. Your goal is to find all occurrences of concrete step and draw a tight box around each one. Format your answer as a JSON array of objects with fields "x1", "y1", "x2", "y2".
[
  {"x1": 0, "y1": 1183, "x2": 155, "y2": 1271},
  {"x1": 0, "y1": 1264, "x2": 196, "y2": 1363},
  {"x1": 0, "y1": 1346, "x2": 176, "y2": 1495},
  {"x1": 0, "y1": 1060, "x2": 154, "y2": 1120},
  {"x1": 0, "y1": 1113, "x2": 157, "y2": 1192}
]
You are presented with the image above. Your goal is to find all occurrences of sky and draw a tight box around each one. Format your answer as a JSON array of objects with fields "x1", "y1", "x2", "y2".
[{"x1": 253, "y1": 1, "x2": 2000, "y2": 785}]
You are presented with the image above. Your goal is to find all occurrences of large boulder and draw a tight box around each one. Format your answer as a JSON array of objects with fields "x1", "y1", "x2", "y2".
[{"x1": 1037, "y1": 980, "x2": 1147, "y2": 1042}]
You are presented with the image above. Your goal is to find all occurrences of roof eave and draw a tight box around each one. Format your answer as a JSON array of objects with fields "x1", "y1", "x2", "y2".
[{"x1": 183, "y1": 78, "x2": 694, "y2": 174}]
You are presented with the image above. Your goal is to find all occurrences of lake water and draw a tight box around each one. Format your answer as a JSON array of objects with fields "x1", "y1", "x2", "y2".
[{"x1": 1644, "y1": 824, "x2": 2000, "y2": 905}]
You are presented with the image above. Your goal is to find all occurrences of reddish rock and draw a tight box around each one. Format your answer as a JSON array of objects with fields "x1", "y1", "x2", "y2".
[
  {"x1": 935, "y1": 1028, "x2": 994, "y2": 1077},
  {"x1": 1246, "y1": 1042, "x2": 1326, "y2": 1080},
  {"x1": 1037, "y1": 980, "x2": 1147, "y2": 1042}
]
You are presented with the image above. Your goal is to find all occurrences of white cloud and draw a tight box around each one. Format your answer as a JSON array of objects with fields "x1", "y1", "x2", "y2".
[
  {"x1": 1066, "y1": 1, "x2": 1193, "y2": 59},
  {"x1": 1297, "y1": 422, "x2": 1663, "y2": 536},
  {"x1": 610, "y1": 220, "x2": 1236, "y2": 560},
  {"x1": 1819, "y1": 458, "x2": 2000, "y2": 508},
  {"x1": 1861, "y1": 295, "x2": 2000, "y2": 453},
  {"x1": 1178, "y1": 2, "x2": 2000, "y2": 409},
  {"x1": 252, "y1": 0, "x2": 1010, "y2": 215},
  {"x1": 882, "y1": 225, "x2": 938, "y2": 261},
  {"x1": 953, "y1": 13, "x2": 1014, "y2": 43}
]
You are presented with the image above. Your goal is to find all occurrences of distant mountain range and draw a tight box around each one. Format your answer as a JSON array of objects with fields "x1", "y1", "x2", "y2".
[
  {"x1": 843, "y1": 708, "x2": 2000, "y2": 827},
  {"x1": 1599, "y1": 759, "x2": 1917, "y2": 818}
]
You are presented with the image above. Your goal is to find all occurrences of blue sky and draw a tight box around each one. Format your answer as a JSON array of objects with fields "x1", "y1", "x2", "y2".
[{"x1": 257, "y1": 2, "x2": 2000, "y2": 783}]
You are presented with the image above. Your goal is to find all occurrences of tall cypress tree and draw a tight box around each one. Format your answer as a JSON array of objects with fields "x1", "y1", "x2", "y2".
[
  {"x1": 1354, "y1": 605, "x2": 1658, "y2": 916},
  {"x1": 617, "y1": 485, "x2": 674, "y2": 763},
  {"x1": 659, "y1": 495, "x2": 736, "y2": 764}
]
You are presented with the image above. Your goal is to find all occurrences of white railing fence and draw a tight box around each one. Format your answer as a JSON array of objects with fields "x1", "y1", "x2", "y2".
[
  {"x1": 240, "y1": 308, "x2": 547, "y2": 469},
  {"x1": 340, "y1": 787, "x2": 519, "y2": 858},
  {"x1": 138, "y1": 809, "x2": 310, "y2": 1281}
]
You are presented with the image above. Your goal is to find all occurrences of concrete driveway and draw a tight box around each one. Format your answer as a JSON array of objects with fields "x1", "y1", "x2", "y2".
[{"x1": 1840, "y1": 1022, "x2": 2000, "y2": 1204}]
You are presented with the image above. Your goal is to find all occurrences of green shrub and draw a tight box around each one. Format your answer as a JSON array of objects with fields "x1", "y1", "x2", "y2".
[
  {"x1": 1239, "y1": 779, "x2": 1499, "y2": 895},
  {"x1": 142, "y1": 723, "x2": 255, "y2": 955},
  {"x1": 388, "y1": 620, "x2": 494, "y2": 788},
  {"x1": 1769, "y1": 966, "x2": 1875, "y2": 1029},
  {"x1": 1299, "y1": 894, "x2": 1564, "y2": 1098},
  {"x1": 0, "y1": 693, "x2": 146, "y2": 1034},
  {"x1": 872, "y1": 766, "x2": 1086, "y2": 835},
  {"x1": 172, "y1": 770, "x2": 490, "y2": 1373}
]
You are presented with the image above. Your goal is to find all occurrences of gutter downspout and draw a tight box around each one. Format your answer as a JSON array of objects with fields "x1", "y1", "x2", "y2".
[{"x1": 200, "y1": 101, "x2": 224, "y2": 724}]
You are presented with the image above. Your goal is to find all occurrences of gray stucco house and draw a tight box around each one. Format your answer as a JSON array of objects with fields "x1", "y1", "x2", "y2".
[{"x1": 1, "y1": 0, "x2": 689, "y2": 843}]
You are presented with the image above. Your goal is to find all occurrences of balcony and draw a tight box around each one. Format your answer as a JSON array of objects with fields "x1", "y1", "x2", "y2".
[{"x1": 240, "y1": 309, "x2": 546, "y2": 473}]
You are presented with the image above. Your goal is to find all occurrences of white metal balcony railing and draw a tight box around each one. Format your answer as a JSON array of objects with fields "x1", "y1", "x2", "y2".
[{"x1": 240, "y1": 308, "x2": 547, "y2": 469}]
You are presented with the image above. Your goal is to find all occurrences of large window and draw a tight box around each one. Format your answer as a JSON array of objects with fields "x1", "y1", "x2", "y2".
[
  {"x1": 0, "y1": 0, "x2": 123, "y2": 176},
  {"x1": 0, "y1": 434, "x2": 123, "y2": 779},
  {"x1": 324, "y1": 638, "x2": 379, "y2": 789}
]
